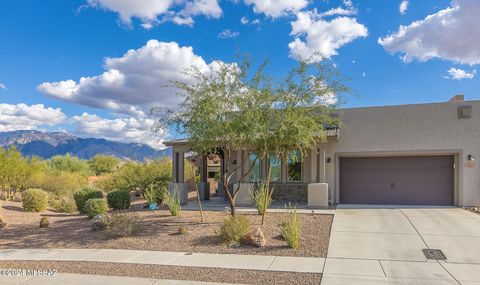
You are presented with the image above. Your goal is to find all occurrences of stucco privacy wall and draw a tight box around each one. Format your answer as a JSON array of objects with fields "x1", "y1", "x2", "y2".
[{"x1": 324, "y1": 100, "x2": 480, "y2": 206}]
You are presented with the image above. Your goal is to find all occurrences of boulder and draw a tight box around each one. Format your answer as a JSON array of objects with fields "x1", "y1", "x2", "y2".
[
  {"x1": 241, "y1": 227, "x2": 266, "y2": 247},
  {"x1": 91, "y1": 214, "x2": 108, "y2": 231}
]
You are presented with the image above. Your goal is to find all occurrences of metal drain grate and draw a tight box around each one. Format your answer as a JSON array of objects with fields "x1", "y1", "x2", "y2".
[{"x1": 422, "y1": 249, "x2": 447, "y2": 260}]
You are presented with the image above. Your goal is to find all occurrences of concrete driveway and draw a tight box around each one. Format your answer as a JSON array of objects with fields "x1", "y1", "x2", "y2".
[{"x1": 323, "y1": 206, "x2": 480, "y2": 285}]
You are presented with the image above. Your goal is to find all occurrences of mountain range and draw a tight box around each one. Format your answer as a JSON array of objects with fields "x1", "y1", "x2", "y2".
[{"x1": 0, "y1": 130, "x2": 171, "y2": 161}]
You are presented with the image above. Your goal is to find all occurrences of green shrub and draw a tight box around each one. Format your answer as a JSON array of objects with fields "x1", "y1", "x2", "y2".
[
  {"x1": 22, "y1": 188, "x2": 48, "y2": 212},
  {"x1": 219, "y1": 216, "x2": 250, "y2": 245},
  {"x1": 107, "y1": 190, "x2": 131, "y2": 210},
  {"x1": 281, "y1": 204, "x2": 301, "y2": 249},
  {"x1": 83, "y1": 198, "x2": 108, "y2": 218},
  {"x1": 106, "y1": 213, "x2": 138, "y2": 237},
  {"x1": 50, "y1": 197, "x2": 77, "y2": 213},
  {"x1": 74, "y1": 187, "x2": 103, "y2": 214},
  {"x1": 165, "y1": 186, "x2": 181, "y2": 216},
  {"x1": 252, "y1": 182, "x2": 274, "y2": 215}
]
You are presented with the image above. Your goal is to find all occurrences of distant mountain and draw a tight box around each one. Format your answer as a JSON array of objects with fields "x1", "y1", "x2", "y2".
[{"x1": 0, "y1": 130, "x2": 171, "y2": 161}]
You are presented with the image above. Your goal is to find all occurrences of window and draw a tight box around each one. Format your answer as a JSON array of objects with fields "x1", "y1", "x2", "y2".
[
  {"x1": 268, "y1": 155, "x2": 282, "y2": 182},
  {"x1": 246, "y1": 152, "x2": 261, "y2": 182},
  {"x1": 287, "y1": 150, "x2": 302, "y2": 182}
]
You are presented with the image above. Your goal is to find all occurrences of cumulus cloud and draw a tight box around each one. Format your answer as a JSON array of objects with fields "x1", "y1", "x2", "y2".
[
  {"x1": 240, "y1": 16, "x2": 260, "y2": 25},
  {"x1": 399, "y1": 0, "x2": 409, "y2": 14},
  {"x1": 0, "y1": 103, "x2": 66, "y2": 132},
  {"x1": 38, "y1": 40, "x2": 229, "y2": 115},
  {"x1": 289, "y1": 10, "x2": 368, "y2": 62},
  {"x1": 444, "y1": 68, "x2": 476, "y2": 80},
  {"x1": 218, "y1": 29, "x2": 240, "y2": 39},
  {"x1": 379, "y1": 0, "x2": 480, "y2": 65},
  {"x1": 72, "y1": 112, "x2": 164, "y2": 149},
  {"x1": 0, "y1": 83, "x2": 6, "y2": 90},
  {"x1": 86, "y1": 0, "x2": 222, "y2": 28},
  {"x1": 244, "y1": 0, "x2": 308, "y2": 18}
]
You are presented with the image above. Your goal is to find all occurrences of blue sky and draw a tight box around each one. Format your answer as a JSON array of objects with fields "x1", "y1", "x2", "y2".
[{"x1": 0, "y1": 0, "x2": 478, "y2": 148}]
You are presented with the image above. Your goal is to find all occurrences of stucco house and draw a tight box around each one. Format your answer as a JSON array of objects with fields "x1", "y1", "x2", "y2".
[{"x1": 165, "y1": 95, "x2": 480, "y2": 207}]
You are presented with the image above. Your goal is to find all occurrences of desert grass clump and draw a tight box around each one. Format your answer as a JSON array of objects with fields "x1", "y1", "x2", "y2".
[
  {"x1": 50, "y1": 197, "x2": 76, "y2": 213},
  {"x1": 165, "y1": 187, "x2": 181, "y2": 216},
  {"x1": 219, "y1": 216, "x2": 250, "y2": 245},
  {"x1": 281, "y1": 204, "x2": 301, "y2": 249},
  {"x1": 106, "y1": 213, "x2": 138, "y2": 237},
  {"x1": 83, "y1": 198, "x2": 108, "y2": 218},
  {"x1": 252, "y1": 181, "x2": 274, "y2": 215},
  {"x1": 22, "y1": 188, "x2": 48, "y2": 212}
]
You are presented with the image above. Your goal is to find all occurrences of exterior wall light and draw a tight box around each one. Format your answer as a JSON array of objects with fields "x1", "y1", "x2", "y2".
[
  {"x1": 326, "y1": 157, "x2": 332, "y2": 163},
  {"x1": 467, "y1": 154, "x2": 474, "y2": 161}
]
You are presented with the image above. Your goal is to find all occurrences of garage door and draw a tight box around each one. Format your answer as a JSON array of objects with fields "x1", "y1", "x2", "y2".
[{"x1": 340, "y1": 156, "x2": 454, "y2": 205}]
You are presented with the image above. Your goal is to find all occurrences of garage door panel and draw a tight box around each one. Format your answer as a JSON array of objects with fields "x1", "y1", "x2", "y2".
[{"x1": 340, "y1": 156, "x2": 454, "y2": 205}]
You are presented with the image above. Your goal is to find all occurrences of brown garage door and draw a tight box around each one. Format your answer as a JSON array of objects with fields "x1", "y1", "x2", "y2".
[{"x1": 340, "y1": 156, "x2": 454, "y2": 205}]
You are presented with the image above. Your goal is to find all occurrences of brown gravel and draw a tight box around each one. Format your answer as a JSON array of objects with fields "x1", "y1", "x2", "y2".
[
  {"x1": 0, "y1": 201, "x2": 333, "y2": 257},
  {"x1": 0, "y1": 260, "x2": 322, "y2": 285}
]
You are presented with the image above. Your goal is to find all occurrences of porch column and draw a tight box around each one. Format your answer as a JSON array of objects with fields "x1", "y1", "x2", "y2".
[
  {"x1": 170, "y1": 150, "x2": 188, "y2": 205},
  {"x1": 317, "y1": 146, "x2": 326, "y2": 183},
  {"x1": 198, "y1": 155, "x2": 210, "y2": 200},
  {"x1": 217, "y1": 154, "x2": 226, "y2": 197}
]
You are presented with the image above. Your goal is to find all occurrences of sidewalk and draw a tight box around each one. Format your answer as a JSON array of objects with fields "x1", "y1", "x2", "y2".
[
  {"x1": 0, "y1": 249, "x2": 325, "y2": 274},
  {"x1": 0, "y1": 272, "x2": 235, "y2": 285}
]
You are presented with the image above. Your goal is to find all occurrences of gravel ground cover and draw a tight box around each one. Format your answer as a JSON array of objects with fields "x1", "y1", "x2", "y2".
[
  {"x1": 0, "y1": 260, "x2": 323, "y2": 285},
  {"x1": 0, "y1": 201, "x2": 332, "y2": 257}
]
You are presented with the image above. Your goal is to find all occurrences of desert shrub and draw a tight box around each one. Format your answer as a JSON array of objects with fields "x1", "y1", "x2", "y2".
[
  {"x1": 22, "y1": 188, "x2": 48, "y2": 212},
  {"x1": 47, "y1": 154, "x2": 91, "y2": 176},
  {"x1": 28, "y1": 170, "x2": 86, "y2": 199},
  {"x1": 107, "y1": 190, "x2": 131, "y2": 210},
  {"x1": 0, "y1": 216, "x2": 6, "y2": 228},
  {"x1": 83, "y1": 198, "x2": 108, "y2": 218},
  {"x1": 88, "y1": 155, "x2": 120, "y2": 176},
  {"x1": 144, "y1": 184, "x2": 166, "y2": 205},
  {"x1": 252, "y1": 182, "x2": 274, "y2": 215},
  {"x1": 281, "y1": 204, "x2": 301, "y2": 249},
  {"x1": 39, "y1": 217, "x2": 49, "y2": 228},
  {"x1": 219, "y1": 216, "x2": 250, "y2": 245},
  {"x1": 106, "y1": 213, "x2": 138, "y2": 237},
  {"x1": 0, "y1": 147, "x2": 33, "y2": 201},
  {"x1": 165, "y1": 186, "x2": 181, "y2": 216},
  {"x1": 50, "y1": 197, "x2": 77, "y2": 213},
  {"x1": 178, "y1": 226, "x2": 187, "y2": 235},
  {"x1": 74, "y1": 187, "x2": 103, "y2": 213}
]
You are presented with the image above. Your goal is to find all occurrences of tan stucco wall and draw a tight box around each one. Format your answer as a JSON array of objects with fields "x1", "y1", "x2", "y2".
[{"x1": 323, "y1": 100, "x2": 480, "y2": 206}]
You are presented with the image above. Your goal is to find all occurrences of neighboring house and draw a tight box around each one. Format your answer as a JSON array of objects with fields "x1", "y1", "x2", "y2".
[{"x1": 165, "y1": 95, "x2": 480, "y2": 207}]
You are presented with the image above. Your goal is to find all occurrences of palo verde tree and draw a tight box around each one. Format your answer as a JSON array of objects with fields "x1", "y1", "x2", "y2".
[{"x1": 156, "y1": 59, "x2": 348, "y2": 216}]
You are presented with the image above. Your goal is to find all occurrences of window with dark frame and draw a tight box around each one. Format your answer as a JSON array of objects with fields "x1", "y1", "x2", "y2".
[{"x1": 287, "y1": 150, "x2": 302, "y2": 182}]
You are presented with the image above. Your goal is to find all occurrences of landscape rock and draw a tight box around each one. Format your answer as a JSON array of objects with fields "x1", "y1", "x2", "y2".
[
  {"x1": 241, "y1": 227, "x2": 266, "y2": 247},
  {"x1": 91, "y1": 214, "x2": 108, "y2": 231},
  {"x1": 0, "y1": 217, "x2": 6, "y2": 228}
]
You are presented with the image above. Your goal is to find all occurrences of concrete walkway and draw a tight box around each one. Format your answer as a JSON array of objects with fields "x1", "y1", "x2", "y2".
[
  {"x1": 0, "y1": 272, "x2": 235, "y2": 285},
  {"x1": 324, "y1": 206, "x2": 480, "y2": 285},
  {"x1": 0, "y1": 248, "x2": 325, "y2": 274}
]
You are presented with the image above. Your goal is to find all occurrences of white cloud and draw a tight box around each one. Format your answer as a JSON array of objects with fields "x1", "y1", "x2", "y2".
[
  {"x1": 72, "y1": 112, "x2": 164, "y2": 149},
  {"x1": 0, "y1": 83, "x2": 6, "y2": 90},
  {"x1": 343, "y1": 0, "x2": 353, "y2": 7},
  {"x1": 240, "y1": 16, "x2": 261, "y2": 25},
  {"x1": 244, "y1": 0, "x2": 308, "y2": 18},
  {"x1": 38, "y1": 40, "x2": 229, "y2": 115},
  {"x1": 289, "y1": 11, "x2": 368, "y2": 62},
  {"x1": 444, "y1": 68, "x2": 476, "y2": 80},
  {"x1": 379, "y1": 0, "x2": 480, "y2": 65},
  {"x1": 218, "y1": 29, "x2": 240, "y2": 38},
  {"x1": 320, "y1": 7, "x2": 357, "y2": 17},
  {"x1": 0, "y1": 103, "x2": 66, "y2": 132},
  {"x1": 86, "y1": 0, "x2": 222, "y2": 28},
  {"x1": 399, "y1": 0, "x2": 409, "y2": 14}
]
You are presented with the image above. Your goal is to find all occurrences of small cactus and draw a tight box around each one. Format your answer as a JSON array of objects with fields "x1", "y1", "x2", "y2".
[
  {"x1": 178, "y1": 226, "x2": 187, "y2": 235},
  {"x1": 39, "y1": 217, "x2": 49, "y2": 228}
]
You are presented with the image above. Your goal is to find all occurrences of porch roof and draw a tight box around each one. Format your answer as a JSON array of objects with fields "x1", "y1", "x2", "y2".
[{"x1": 164, "y1": 128, "x2": 340, "y2": 147}]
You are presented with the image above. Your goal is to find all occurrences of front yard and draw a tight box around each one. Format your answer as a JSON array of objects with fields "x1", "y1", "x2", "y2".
[{"x1": 0, "y1": 200, "x2": 333, "y2": 258}]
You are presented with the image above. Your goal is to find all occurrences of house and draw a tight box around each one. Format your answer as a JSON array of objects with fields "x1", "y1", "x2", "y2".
[{"x1": 165, "y1": 95, "x2": 480, "y2": 207}]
